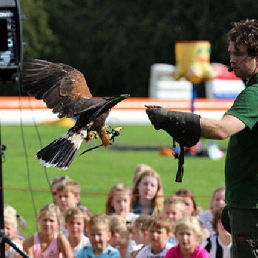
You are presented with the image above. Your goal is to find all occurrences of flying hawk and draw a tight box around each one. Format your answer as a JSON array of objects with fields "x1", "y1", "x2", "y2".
[{"x1": 22, "y1": 59, "x2": 129, "y2": 170}]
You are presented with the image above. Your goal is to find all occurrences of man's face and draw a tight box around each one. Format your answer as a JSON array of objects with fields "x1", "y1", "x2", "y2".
[{"x1": 228, "y1": 41, "x2": 258, "y2": 79}]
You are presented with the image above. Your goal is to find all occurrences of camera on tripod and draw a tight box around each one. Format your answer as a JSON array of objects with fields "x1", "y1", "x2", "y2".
[{"x1": 0, "y1": 0, "x2": 24, "y2": 83}]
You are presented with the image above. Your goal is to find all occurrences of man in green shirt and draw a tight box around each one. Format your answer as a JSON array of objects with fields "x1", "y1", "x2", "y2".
[{"x1": 146, "y1": 19, "x2": 258, "y2": 257}]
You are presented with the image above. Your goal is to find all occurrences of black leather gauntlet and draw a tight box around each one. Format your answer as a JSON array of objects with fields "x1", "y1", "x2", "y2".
[
  {"x1": 146, "y1": 106, "x2": 201, "y2": 147},
  {"x1": 145, "y1": 105, "x2": 201, "y2": 182}
]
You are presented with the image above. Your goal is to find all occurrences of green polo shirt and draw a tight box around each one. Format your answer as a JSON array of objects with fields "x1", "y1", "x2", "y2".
[{"x1": 224, "y1": 74, "x2": 258, "y2": 209}]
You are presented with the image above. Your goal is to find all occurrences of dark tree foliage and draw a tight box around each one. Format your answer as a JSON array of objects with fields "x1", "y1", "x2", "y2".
[{"x1": 6, "y1": 0, "x2": 258, "y2": 96}]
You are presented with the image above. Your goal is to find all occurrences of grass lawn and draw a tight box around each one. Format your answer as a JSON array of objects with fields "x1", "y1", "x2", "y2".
[{"x1": 1, "y1": 124, "x2": 227, "y2": 236}]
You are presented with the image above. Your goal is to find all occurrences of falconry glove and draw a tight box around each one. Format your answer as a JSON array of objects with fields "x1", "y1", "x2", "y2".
[{"x1": 145, "y1": 105, "x2": 201, "y2": 182}]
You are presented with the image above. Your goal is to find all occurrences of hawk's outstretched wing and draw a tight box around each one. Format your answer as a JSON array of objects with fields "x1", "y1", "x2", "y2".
[
  {"x1": 22, "y1": 59, "x2": 92, "y2": 118},
  {"x1": 22, "y1": 59, "x2": 130, "y2": 169}
]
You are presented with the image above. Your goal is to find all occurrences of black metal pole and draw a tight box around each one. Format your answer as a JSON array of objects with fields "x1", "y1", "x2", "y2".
[
  {"x1": 0, "y1": 0, "x2": 30, "y2": 256},
  {"x1": 0, "y1": 144, "x2": 30, "y2": 257},
  {"x1": 0, "y1": 144, "x2": 5, "y2": 257}
]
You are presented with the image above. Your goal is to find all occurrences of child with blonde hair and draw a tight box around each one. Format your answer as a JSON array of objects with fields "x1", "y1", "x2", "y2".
[
  {"x1": 55, "y1": 178, "x2": 82, "y2": 213},
  {"x1": 136, "y1": 214, "x2": 174, "y2": 257},
  {"x1": 23, "y1": 203, "x2": 73, "y2": 258},
  {"x1": 75, "y1": 214, "x2": 120, "y2": 257},
  {"x1": 65, "y1": 207, "x2": 90, "y2": 255},
  {"x1": 162, "y1": 195, "x2": 187, "y2": 246},
  {"x1": 108, "y1": 214, "x2": 136, "y2": 258},
  {"x1": 165, "y1": 216, "x2": 209, "y2": 258},
  {"x1": 132, "y1": 163, "x2": 154, "y2": 184},
  {"x1": 55, "y1": 178, "x2": 92, "y2": 236},
  {"x1": 4, "y1": 205, "x2": 27, "y2": 258},
  {"x1": 106, "y1": 183, "x2": 138, "y2": 225},
  {"x1": 131, "y1": 215, "x2": 151, "y2": 246},
  {"x1": 131, "y1": 168, "x2": 164, "y2": 215},
  {"x1": 162, "y1": 195, "x2": 186, "y2": 223},
  {"x1": 130, "y1": 215, "x2": 151, "y2": 257}
]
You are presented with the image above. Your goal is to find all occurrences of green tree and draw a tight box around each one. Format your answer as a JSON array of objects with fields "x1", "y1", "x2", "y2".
[
  {"x1": 21, "y1": 0, "x2": 59, "y2": 60},
  {"x1": 6, "y1": 0, "x2": 258, "y2": 96}
]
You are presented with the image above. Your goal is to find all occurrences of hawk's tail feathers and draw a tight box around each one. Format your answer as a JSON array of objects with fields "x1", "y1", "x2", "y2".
[{"x1": 36, "y1": 131, "x2": 85, "y2": 170}]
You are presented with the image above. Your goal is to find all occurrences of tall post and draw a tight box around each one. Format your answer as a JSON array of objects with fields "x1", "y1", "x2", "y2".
[
  {"x1": 0, "y1": 1, "x2": 30, "y2": 257},
  {"x1": 191, "y1": 84, "x2": 198, "y2": 113},
  {"x1": 0, "y1": 144, "x2": 5, "y2": 256}
]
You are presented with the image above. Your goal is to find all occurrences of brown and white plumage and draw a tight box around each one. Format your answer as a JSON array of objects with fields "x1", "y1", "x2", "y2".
[{"x1": 22, "y1": 59, "x2": 129, "y2": 169}]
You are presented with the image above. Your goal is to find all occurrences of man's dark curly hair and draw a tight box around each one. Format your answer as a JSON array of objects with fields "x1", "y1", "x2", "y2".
[{"x1": 227, "y1": 19, "x2": 258, "y2": 57}]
